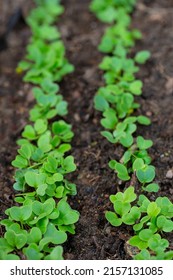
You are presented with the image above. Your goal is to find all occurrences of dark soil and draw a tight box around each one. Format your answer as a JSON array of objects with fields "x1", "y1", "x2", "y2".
[{"x1": 0, "y1": 0, "x2": 173, "y2": 259}]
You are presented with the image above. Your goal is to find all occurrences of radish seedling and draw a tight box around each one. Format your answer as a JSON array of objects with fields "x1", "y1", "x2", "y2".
[
  {"x1": 0, "y1": 0, "x2": 79, "y2": 260},
  {"x1": 91, "y1": 0, "x2": 173, "y2": 259}
]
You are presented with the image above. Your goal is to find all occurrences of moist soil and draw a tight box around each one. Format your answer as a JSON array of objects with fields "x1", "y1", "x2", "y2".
[{"x1": 0, "y1": 0, "x2": 173, "y2": 259}]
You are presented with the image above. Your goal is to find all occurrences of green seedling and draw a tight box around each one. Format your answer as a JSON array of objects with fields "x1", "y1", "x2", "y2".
[
  {"x1": 135, "y1": 51, "x2": 151, "y2": 64},
  {"x1": 28, "y1": 0, "x2": 64, "y2": 25},
  {"x1": 90, "y1": 0, "x2": 137, "y2": 23},
  {"x1": 1, "y1": 197, "x2": 79, "y2": 260},
  {"x1": 18, "y1": 40, "x2": 74, "y2": 84},
  {"x1": 106, "y1": 187, "x2": 173, "y2": 259},
  {"x1": 109, "y1": 160, "x2": 130, "y2": 181},
  {"x1": 0, "y1": 0, "x2": 79, "y2": 260},
  {"x1": 106, "y1": 187, "x2": 140, "y2": 226},
  {"x1": 134, "y1": 248, "x2": 173, "y2": 260}
]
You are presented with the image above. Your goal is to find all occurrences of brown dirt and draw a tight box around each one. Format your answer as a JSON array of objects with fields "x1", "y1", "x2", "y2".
[{"x1": 0, "y1": 0, "x2": 173, "y2": 259}]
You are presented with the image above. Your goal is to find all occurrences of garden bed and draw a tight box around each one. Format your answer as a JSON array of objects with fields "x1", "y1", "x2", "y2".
[{"x1": 0, "y1": 0, "x2": 173, "y2": 259}]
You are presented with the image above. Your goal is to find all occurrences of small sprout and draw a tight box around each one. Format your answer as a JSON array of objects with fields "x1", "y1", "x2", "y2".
[
  {"x1": 137, "y1": 115, "x2": 151, "y2": 125},
  {"x1": 135, "y1": 51, "x2": 151, "y2": 64},
  {"x1": 156, "y1": 216, "x2": 173, "y2": 232},
  {"x1": 137, "y1": 136, "x2": 153, "y2": 150},
  {"x1": 106, "y1": 187, "x2": 139, "y2": 227},
  {"x1": 136, "y1": 165, "x2": 155, "y2": 183},
  {"x1": 109, "y1": 160, "x2": 130, "y2": 181},
  {"x1": 94, "y1": 95, "x2": 109, "y2": 111},
  {"x1": 22, "y1": 125, "x2": 37, "y2": 140},
  {"x1": 129, "y1": 80, "x2": 143, "y2": 95},
  {"x1": 23, "y1": 244, "x2": 44, "y2": 260},
  {"x1": 142, "y1": 183, "x2": 159, "y2": 193},
  {"x1": 147, "y1": 202, "x2": 161, "y2": 218},
  {"x1": 12, "y1": 155, "x2": 28, "y2": 169},
  {"x1": 34, "y1": 119, "x2": 47, "y2": 134}
]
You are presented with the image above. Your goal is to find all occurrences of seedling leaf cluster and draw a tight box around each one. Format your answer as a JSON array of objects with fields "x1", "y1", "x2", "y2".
[
  {"x1": 0, "y1": 0, "x2": 79, "y2": 260},
  {"x1": 91, "y1": 0, "x2": 173, "y2": 259}
]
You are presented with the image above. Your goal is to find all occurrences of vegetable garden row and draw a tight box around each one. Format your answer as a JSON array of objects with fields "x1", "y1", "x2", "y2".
[{"x1": 0, "y1": 0, "x2": 173, "y2": 260}]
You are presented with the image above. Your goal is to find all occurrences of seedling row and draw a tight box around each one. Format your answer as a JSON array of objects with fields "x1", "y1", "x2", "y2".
[
  {"x1": 91, "y1": 0, "x2": 173, "y2": 260},
  {"x1": 0, "y1": 0, "x2": 79, "y2": 260}
]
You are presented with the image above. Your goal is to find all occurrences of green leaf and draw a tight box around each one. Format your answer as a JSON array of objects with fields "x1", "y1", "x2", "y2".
[
  {"x1": 120, "y1": 133, "x2": 134, "y2": 148},
  {"x1": 129, "y1": 80, "x2": 143, "y2": 95},
  {"x1": 23, "y1": 244, "x2": 43, "y2": 260},
  {"x1": 13, "y1": 170, "x2": 26, "y2": 191},
  {"x1": 105, "y1": 211, "x2": 122, "y2": 226},
  {"x1": 138, "y1": 229, "x2": 153, "y2": 241},
  {"x1": 39, "y1": 223, "x2": 67, "y2": 250},
  {"x1": 27, "y1": 227, "x2": 42, "y2": 244},
  {"x1": 57, "y1": 199, "x2": 79, "y2": 225},
  {"x1": 109, "y1": 160, "x2": 117, "y2": 170},
  {"x1": 44, "y1": 246, "x2": 63, "y2": 260},
  {"x1": 136, "y1": 165, "x2": 155, "y2": 183},
  {"x1": 57, "y1": 144, "x2": 71, "y2": 154},
  {"x1": 148, "y1": 234, "x2": 169, "y2": 252},
  {"x1": 114, "y1": 163, "x2": 130, "y2": 181},
  {"x1": 12, "y1": 155, "x2": 28, "y2": 169},
  {"x1": 52, "y1": 121, "x2": 73, "y2": 142},
  {"x1": 135, "y1": 51, "x2": 151, "y2": 64},
  {"x1": 31, "y1": 148, "x2": 44, "y2": 162},
  {"x1": 62, "y1": 156, "x2": 76, "y2": 173},
  {"x1": 143, "y1": 183, "x2": 159, "y2": 193},
  {"x1": 56, "y1": 101, "x2": 68, "y2": 116},
  {"x1": 157, "y1": 216, "x2": 173, "y2": 232},
  {"x1": 6, "y1": 232, "x2": 27, "y2": 249},
  {"x1": 25, "y1": 171, "x2": 46, "y2": 187},
  {"x1": 34, "y1": 119, "x2": 47, "y2": 134},
  {"x1": 113, "y1": 201, "x2": 131, "y2": 216},
  {"x1": 122, "y1": 150, "x2": 132, "y2": 164},
  {"x1": 97, "y1": 7, "x2": 116, "y2": 23},
  {"x1": 122, "y1": 206, "x2": 141, "y2": 225},
  {"x1": 32, "y1": 198, "x2": 55, "y2": 217},
  {"x1": 137, "y1": 136, "x2": 153, "y2": 150},
  {"x1": 164, "y1": 251, "x2": 173, "y2": 260},
  {"x1": 101, "y1": 108, "x2": 117, "y2": 129},
  {"x1": 123, "y1": 187, "x2": 137, "y2": 203},
  {"x1": 3, "y1": 253, "x2": 20, "y2": 260},
  {"x1": 99, "y1": 35, "x2": 114, "y2": 53},
  {"x1": 133, "y1": 215, "x2": 150, "y2": 231},
  {"x1": 0, "y1": 238, "x2": 13, "y2": 253},
  {"x1": 53, "y1": 173, "x2": 63, "y2": 182},
  {"x1": 41, "y1": 79, "x2": 59, "y2": 94},
  {"x1": 137, "y1": 116, "x2": 151, "y2": 125},
  {"x1": 36, "y1": 217, "x2": 49, "y2": 234},
  {"x1": 18, "y1": 144, "x2": 32, "y2": 160},
  {"x1": 22, "y1": 125, "x2": 36, "y2": 140},
  {"x1": 134, "y1": 249, "x2": 151, "y2": 260},
  {"x1": 55, "y1": 186, "x2": 64, "y2": 198},
  {"x1": 147, "y1": 202, "x2": 161, "y2": 217},
  {"x1": 129, "y1": 235, "x2": 148, "y2": 250},
  {"x1": 44, "y1": 156, "x2": 57, "y2": 173},
  {"x1": 9, "y1": 205, "x2": 32, "y2": 222},
  {"x1": 101, "y1": 131, "x2": 117, "y2": 143},
  {"x1": 36, "y1": 184, "x2": 47, "y2": 196},
  {"x1": 37, "y1": 132, "x2": 52, "y2": 152},
  {"x1": 48, "y1": 209, "x2": 60, "y2": 220},
  {"x1": 133, "y1": 158, "x2": 145, "y2": 171},
  {"x1": 94, "y1": 95, "x2": 109, "y2": 111}
]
